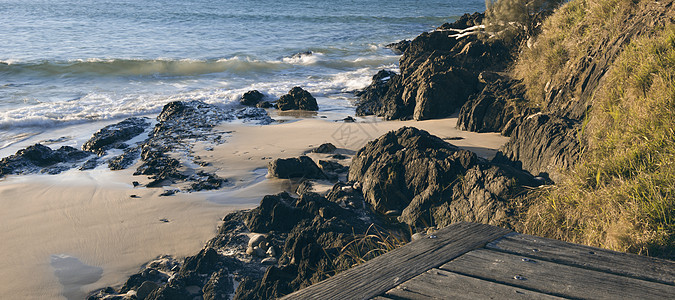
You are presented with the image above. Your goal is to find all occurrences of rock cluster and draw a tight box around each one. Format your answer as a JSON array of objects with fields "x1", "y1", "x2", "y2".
[
  {"x1": 348, "y1": 126, "x2": 537, "y2": 227},
  {"x1": 81, "y1": 117, "x2": 150, "y2": 156},
  {"x1": 356, "y1": 13, "x2": 518, "y2": 120},
  {"x1": 90, "y1": 190, "x2": 379, "y2": 300},
  {"x1": 0, "y1": 144, "x2": 92, "y2": 177},
  {"x1": 276, "y1": 87, "x2": 318, "y2": 111}
]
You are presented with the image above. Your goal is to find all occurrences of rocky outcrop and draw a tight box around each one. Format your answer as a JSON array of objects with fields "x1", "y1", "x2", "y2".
[
  {"x1": 356, "y1": 13, "x2": 519, "y2": 120},
  {"x1": 136, "y1": 101, "x2": 271, "y2": 189},
  {"x1": 457, "y1": 77, "x2": 528, "y2": 134},
  {"x1": 267, "y1": 156, "x2": 325, "y2": 180},
  {"x1": 91, "y1": 190, "x2": 379, "y2": 300},
  {"x1": 494, "y1": 113, "x2": 581, "y2": 183},
  {"x1": 81, "y1": 117, "x2": 150, "y2": 155},
  {"x1": 385, "y1": 40, "x2": 411, "y2": 55},
  {"x1": 276, "y1": 87, "x2": 318, "y2": 111},
  {"x1": 240, "y1": 90, "x2": 265, "y2": 107},
  {"x1": 348, "y1": 126, "x2": 537, "y2": 226},
  {"x1": 0, "y1": 144, "x2": 92, "y2": 177}
]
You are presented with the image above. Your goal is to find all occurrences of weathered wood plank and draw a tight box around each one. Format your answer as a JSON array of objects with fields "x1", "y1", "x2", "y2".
[
  {"x1": 440, "y1": 248, "x2": 675, "y2": 299},
  {"x1": 385, "y1": 268, "x2": 564, "y2": 299},
  {"x1": 281, "y1": 222, "x2": 511, "y2": 300},
  {"x1": 487, "y1": 232, "x2": 675, "y2": 285},
  {"x1": 369, "y1": 297, "x2": 395, "y2": 300}
]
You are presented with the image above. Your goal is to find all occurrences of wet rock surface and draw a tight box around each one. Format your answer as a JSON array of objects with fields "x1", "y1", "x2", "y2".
[
  {"x1": 81, "y1": 117, "x2": 150, "y2": 156},
  {"x1": 276, "y1": 87, "x2": 318, "y2": 111},
  {"x1": 134, "y1": 101, "x2": 271, "y2": 190},
  {"x1": 240, "y1": 90, "x2": 265, "y2": 107},
  {"x1": 348, "y1": 126, "x2": 537, "y2": 226},
  {"x1": 385, "y1": 39, "x2": 411, "y2": 55},
  {"x1": 0, "y1": 144, "x2": 92, "y2": 177}
]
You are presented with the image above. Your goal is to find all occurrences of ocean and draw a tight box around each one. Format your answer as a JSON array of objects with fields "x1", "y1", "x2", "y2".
[{"x1": 0, "y1": 0, "x2": 484, "y2": 152}]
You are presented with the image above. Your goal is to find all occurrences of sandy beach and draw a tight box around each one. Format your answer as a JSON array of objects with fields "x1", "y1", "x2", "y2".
[{"x1": 0, "y1": 115, "x2": 507, "y2": 299}]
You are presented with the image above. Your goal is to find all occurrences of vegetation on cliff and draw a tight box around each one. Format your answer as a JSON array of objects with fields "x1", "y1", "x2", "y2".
[{"x1": 516, "y1": 0, "x2": 675, "y2": 258}]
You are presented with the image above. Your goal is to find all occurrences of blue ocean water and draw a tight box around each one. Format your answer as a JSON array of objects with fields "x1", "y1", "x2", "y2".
[{"x1": 0, "y1": 0, "x2": 484, "y2": 147}]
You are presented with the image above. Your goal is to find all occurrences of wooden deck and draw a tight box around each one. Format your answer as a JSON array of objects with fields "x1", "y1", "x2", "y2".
[{"x1": 282, "y1": 222, "x2": 675, "y2": 299}]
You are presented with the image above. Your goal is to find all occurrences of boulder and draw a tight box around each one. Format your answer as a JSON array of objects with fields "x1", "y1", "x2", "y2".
[
  {"x1": 240, "y1": 90, "x2": 265, "y2": 107},
  {"x1": 348, "y1": 126, "x2": 537, "y2": 226},
  {"x1": 311, "y1": 143, "x2": 336, "y2": 153},
  {"x1": 276, "y1": 87, "x2": 318, "y2": 111},
  {"x1": 267, "y1": 156, "x2": 325, "y2": 179},
  {"x1": 82, "y1": 117, "x2": 149, "y2": 155}
]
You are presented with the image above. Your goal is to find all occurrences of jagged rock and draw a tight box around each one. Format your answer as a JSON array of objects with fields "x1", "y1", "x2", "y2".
[
  {"x1": 240, "y1": 90, "x2": 265, "y2": 106},
  {"x1": 136, "y1": 281, "x2": 159, "y2": 300},
  {"x1": 202, "y1": 269, "x2": 234, "y2": 300},
  {"x1": 457, "y1": 78, "x2": 528, "y2": 133},
  {"x1": 82, "y1": 117, "x2": 149, "y2": 156},
  {"x1": 348, "y1": 127, "x2": 536, "y2": 226},
  {"x1": 354, "y1": 70, "x2": 398, "y2": 116},
  {"x1": 494, "y1": 113, "x2": 581, "y2": 183},
  {"x1": 267, "y1": 156, "x2": 325, "y2": 179},
  {"x1": 356, "y1": 12, "x2": 518, "y2": 121},
  {"x1": 276, "y1": 87, "x2": 318, "y2": 111},
  {"x1": 108, "y1": 146, "x2": 141, "y2": 170},
  {"x1": 312, "y1": 143, "x2": 336, "y2": 153},
  {"x1": 295, "y1": 180, "x2": 314, "y2": 196},
  {"x1": 318, "y1": 160, "x2": 347, "y2": 174},
  {"x1": 0, "y1": 144, "x2": 92, "y2": 177},
  {"x1": 385, "y1": 40, "x2": 411, "y2": 55}
]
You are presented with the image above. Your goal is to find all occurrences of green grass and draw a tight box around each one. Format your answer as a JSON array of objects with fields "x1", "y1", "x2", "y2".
[{"x1": 522, "y1": 23, "x2": 675, "y2": 259}]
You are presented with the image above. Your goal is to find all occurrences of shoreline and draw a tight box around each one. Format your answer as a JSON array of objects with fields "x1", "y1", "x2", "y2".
[{"x1": 0, "y1": 114, "x2": 508, "y2": 299}]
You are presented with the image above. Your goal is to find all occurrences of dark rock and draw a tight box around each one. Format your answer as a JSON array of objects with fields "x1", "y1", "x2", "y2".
[
  {"x1": 80, "y1": 157, "x2": 99, "y2": 170},
  {"x1": 267, "y1": 156, "x2": 325, "y2": 179},
  {"x1": 276, "y1": 87, "x2": 318, "y2": 111},
  {"x1": 134, "y1": 101, "x2": 269, "y2": 191},
  {"x1": 318, "y1": 160, "x2": 348, "y2": 174},
  {"x1": 244, "y1": 192, "x2": 303, "y2": 233},
  {"x1": 108, "y1": 146, "x2": 141, "y2": 170},
  {"x1": 354, "y1": 70, "x2": 397, "y2": 116},
  {"x1": 256, "y1": 101, "x2": 273, "y2": 108},
  {"x1": 136, "y1": 281, "x2": 159, "y2": 300},
  {"x1": 385, "y1": 40, "x2": 411, "y2": 55},
  {"x1": 295, "y1": 180, "x2": 314, "y2": 196},
  {"x1": 494, "y1": 113, "x2": 581, "y2": 183},
  {"x1": 332, "y1": 154, "x2": 348, "y2": 160},
  {"x1": 82, "y1": 117, "x2": 149, "y2": 156},
  {"x1": 240, "y1": 90, "x2": 265, "y2": 106},
  {"x1": 342, "y1": 116, "x2": 356, "y2": 122},
  {"x1": 312, "y1": 143, "x2": 336, "y2": 154},
  {"x1": 356, "y1": 12, "x2": 520, "y2": 121},
  {"x1": 457, "y1": 78, "x2": 528, "y2": 133},
  {"x1": 348, "y1": 127, "x2": 536, "y2": 226},
  {"x1": 159, "y1": 190, "x2": 177, "y2": 197},
  {"x1": 0, "y1": 144, "x2": 92, "y2": 177},
  {"x1": 202, "y1": 269, "x2": 234, "y2": 300}
]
